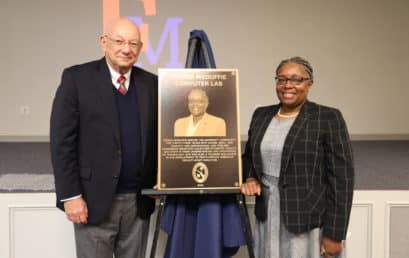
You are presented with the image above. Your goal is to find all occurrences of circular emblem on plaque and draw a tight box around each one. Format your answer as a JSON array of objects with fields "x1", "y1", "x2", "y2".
[{"x1": 192, "y1": 162, "x2": 209, "y2": 184}]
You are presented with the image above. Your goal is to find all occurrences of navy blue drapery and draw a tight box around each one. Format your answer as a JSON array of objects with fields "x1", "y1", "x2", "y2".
[{"x1": 160, "y1": 30, "x2": 246, "y2": 258}]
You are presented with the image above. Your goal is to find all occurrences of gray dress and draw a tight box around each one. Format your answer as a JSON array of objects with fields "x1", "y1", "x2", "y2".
[{"x1": 254, "y1": 117, "x2": 344, "y2": 258}]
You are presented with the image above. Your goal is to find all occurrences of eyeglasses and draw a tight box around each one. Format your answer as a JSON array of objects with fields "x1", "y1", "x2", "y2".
[
  {"x1": 275, "y1": 77, "x2": 311, "y2": 85},
  {"x1": 104, "y1": 35, "x2": 142, "y2": 49},
  {"x1": 188, "y1": 100, "x2": 207, "y2": 105}
]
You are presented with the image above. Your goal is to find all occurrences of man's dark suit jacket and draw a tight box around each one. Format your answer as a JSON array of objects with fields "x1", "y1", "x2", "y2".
[
  {"x1": 242, "y1": 101, "x2": 354, "y2": 241},
  {"x1": 50, "y1": 58, "x2": 157, "y2": 224}
]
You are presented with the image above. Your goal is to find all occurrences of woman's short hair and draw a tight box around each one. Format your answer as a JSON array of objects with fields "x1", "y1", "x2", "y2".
[{"x1": 275, "y1": 56, "x2": 314, "y2": 81}]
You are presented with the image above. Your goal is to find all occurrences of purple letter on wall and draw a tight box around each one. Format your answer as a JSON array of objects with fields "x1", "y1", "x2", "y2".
[{"x1": 129, "y1": 17, "x2": 184, "y2": 68}]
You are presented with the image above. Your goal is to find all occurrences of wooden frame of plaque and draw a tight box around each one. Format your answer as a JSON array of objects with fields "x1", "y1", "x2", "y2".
[{"x1": 158, "y1": 68, "x2": 242, "y2": 191}]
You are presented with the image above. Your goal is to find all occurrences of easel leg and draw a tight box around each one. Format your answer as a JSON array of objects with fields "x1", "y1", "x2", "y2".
[
  {"x1": 150, "y1": 196, "x2": 166, "y2": 258},
  {"x1": 236, "y1": 194, "x2": 255, "y2": 258}
]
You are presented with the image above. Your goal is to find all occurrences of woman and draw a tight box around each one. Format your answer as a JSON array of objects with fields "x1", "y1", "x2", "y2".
[{"x1": 241, "y1": 56, "x2": 354, "y2": 258}]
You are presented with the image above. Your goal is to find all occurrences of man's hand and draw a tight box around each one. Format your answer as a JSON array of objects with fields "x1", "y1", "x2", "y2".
[
  {"x1": 149, "y1": 184, "x2": 161, "y2": 199},
  {"x1": 63, "y1": 197, "x2": 88, "y2": 224},
  {"x1": 320, "y1": 236, "x2": 343, "y2": 258},
  {"x1": 240, "y1": 177, "x2": 261, "y2": 196}
]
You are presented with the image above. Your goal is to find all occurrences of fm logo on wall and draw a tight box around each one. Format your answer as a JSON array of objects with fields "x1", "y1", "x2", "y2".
[{"x1": 158, "y1": 69, "x2": 242, "y2": 190}]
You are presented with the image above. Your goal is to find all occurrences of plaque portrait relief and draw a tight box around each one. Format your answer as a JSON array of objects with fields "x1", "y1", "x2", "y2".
[
  {"x1": 174, "y1": 88, "x2": 226, "y2": 137},
  {"x1": 158, "y1": 69, "x2": 241, "y2": 190}
]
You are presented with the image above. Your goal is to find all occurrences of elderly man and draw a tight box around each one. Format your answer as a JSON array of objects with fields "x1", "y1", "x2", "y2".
[
  {"x1": 50, "y1": 18, "x2": 157, "y2": 258},
  {"x1": 174, "y1": 88, "x2": 226, "y2": 137}
]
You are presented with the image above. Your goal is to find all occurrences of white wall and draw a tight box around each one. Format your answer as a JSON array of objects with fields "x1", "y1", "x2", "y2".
[
  {"x1": 1, "y1": 191, "x2": 409, "y2": 258},
  {"x1": 0, "y1": 0, "x2": 408, "y2": 137}
]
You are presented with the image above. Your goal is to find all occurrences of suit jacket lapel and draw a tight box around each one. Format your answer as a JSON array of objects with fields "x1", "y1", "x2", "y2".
[
  {"x1": 94, "y1": 58, "x2": 121, "y2": 146},
  {"x1": 131, "y1": 68, "x2": 147, "y2": 163},
  {"x1": 196, "y1": 113, "x2": 210, "y2": 135},
  {"x1": 281, "y1": 101, "x2": 310, "y2": 173}
]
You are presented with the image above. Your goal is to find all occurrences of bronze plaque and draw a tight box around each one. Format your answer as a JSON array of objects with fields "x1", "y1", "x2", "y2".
[{"x1": 158, "y1": 69, "x2": 242, "y2": 190}]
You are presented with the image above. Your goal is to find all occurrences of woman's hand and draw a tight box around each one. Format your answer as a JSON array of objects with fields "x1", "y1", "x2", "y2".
[
  {"x1": 240, "y1": 177, "x2": 261, "y2": 196},
  {"x1": 320, "y1": 236, "x2": 343, "y2": 258}
]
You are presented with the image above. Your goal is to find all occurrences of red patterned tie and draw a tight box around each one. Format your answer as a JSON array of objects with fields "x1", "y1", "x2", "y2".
[{"x1": 117, "y1": 75, "x2": 127, "y2": 95}]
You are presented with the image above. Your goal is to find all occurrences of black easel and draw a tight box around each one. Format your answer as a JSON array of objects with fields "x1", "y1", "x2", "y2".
[
  {"x1": 141, "y1": 189, "x2": 255, "y2": 258},
  {"x1": 146, "y1": 30, "x2": 255, "y2": 258}
]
